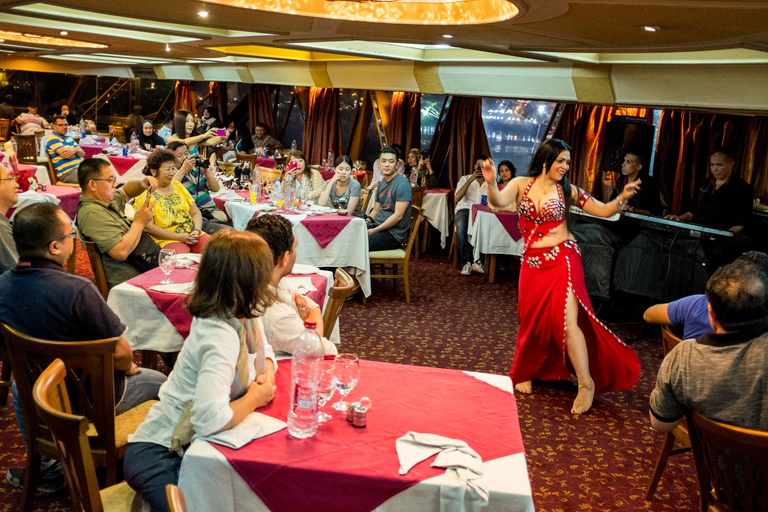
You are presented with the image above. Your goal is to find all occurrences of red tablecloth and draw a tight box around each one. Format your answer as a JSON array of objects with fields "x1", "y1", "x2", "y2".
[
  {"x1": 80, "y1": 143, "x2": 115, "y2": 159},
  {"x1": 126, "y1": 266, "x2": 327, "y2": 339},
  {"x1": 300, "y1": 213, "x2": 353, "y2": 248},
  {"x1": 213, "y1": 359, "x2": 524, "y2": 512},
  {"x1": 5, "y1": 185, "x2": 82, "y2": 220},
  {"x1": 319, "y1": 170, "x2": 366, "y2": 184},
  {"x1": 471, "y1": 204, "x2": 521, "y2": 241}
]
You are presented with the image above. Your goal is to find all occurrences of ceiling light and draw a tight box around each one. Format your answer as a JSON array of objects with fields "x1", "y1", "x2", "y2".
[
  {"x1": 60, "y1": 30, "x2": 67, "y2": 35},
  {"x1": 442, "y1": 34, "x2": 453, "y2": 39},
  {"x1": 434, "y1": 44, "x2": 451, "y2": 49},
  {"x1": 0, "y1": 29, "x2": 106, "y2": 48},
  {"x1": 197, "y1": 10, "x2": 208, "y2": 17},
  {"x1": 165, "y1": 43, "x2": 171, "y2": 51},
  {"x1": 642, "y1": 26, "x2": 660, "y2": 32}
]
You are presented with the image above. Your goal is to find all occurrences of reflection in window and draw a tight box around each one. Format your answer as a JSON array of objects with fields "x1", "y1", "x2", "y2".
[
  {"x1": 420, "y1": 94, "x2": 444, "y2": 150},
  {"x1": 481, "y1": 98, "x2": 556, "y2": 176},
  {"x1": 273, "y1": 86, "x2": 302, "y2": 150}
]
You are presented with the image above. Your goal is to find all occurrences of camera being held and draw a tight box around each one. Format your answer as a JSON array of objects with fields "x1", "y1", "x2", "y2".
[{"x1": 194, "y1": 155, "x2": 210, "y2": 170}]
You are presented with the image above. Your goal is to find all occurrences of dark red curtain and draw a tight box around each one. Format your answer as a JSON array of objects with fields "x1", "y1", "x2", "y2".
[
  {"x1": 442, "y1": 96, "x2": 490, "y2": 190},
  {"x1": 387, "y1": 92, "x2": 421, "y2": 152},
  {"x1": 302, "y1": 87, "x2": 342, "y2": 165},
  {"x1": 173, "y1": 81, "x2": 197, "y2": 115},
  {"x1": 248, "y1": 84, "x2": 277, "y2": 135},
  {"x1": 209, "y1": 82, "x2": 228, "y2": 128}
]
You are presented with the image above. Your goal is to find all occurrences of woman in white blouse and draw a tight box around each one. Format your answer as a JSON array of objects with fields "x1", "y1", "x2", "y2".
[
  {"x1": 285, "y1": 150, "x2": 324, "y2": 201},
  {"x1": 124, "y1": 230, "x2": 277, "y2": 511}
]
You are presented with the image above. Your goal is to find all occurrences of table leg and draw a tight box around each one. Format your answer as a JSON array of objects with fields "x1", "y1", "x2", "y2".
[{"x1": 489, "y1": 254, "x2": 497, "y2": 283}]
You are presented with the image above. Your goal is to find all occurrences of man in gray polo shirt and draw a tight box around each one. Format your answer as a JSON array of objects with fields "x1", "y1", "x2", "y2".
[
  {"x1": 367, "y1": 146, "x2": 412, "y2": 252},
  {"x1": 649, "y1": 259, "x2": 768, "y2": 432}
]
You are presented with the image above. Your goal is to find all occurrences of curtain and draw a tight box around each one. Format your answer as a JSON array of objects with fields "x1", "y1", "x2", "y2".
[
  {"x1": 209, "y1": 82, "x2": 229, "y2": 128},
  {"x1": 555, "y1": 104, "x2": 651, "y2": 197},
  {"x1": 442, "y1": 96, "x2": 490, "y2": 190},
  {"x1": 173, "y1": 81, "x2": 197, "y2": 115},
  {"x1": 655, "y1": 110, "x2": 768, "y2": 213},
  {"x1": 248, "y1": 85, "x2": 276, "y2": 136},
  {"x1": 387, "y1": 92, "x2": 422, "y2": 152},
  {"x1": 302, "y1": 87, "x2": 342, "y2": 165}
]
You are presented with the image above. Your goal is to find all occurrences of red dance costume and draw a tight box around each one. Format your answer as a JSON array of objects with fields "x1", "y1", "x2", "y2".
[{"x1": 512, "y1": 178, "x2": 640, "y2": 393}]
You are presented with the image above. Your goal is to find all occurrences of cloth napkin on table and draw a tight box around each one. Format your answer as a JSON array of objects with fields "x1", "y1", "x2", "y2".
[
  {"x1": 175, "y1": 254, "x2": 202, "y2": 268},
  {"x1": 81, "y1": 136, "x2": 96, "y2": 145},
  {"x1": 282, "y1": 276, "x2": 317, "y2": 294},
  {"x1": 149, "y1": 282, "x2": 195, "y2": 294},
  {"x1": 396, "y1": 431, "x2": 489, "y2": 512},
  {"x1": 201, "y1": 412, "x2": 286, "y2": 449},
  {"x1": 290, "y1": 263, "x2": 321, "y2": 275}
]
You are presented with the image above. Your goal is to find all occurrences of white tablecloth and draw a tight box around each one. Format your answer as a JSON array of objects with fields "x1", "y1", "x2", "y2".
[
  {"x1": 107, "y1": 268, "x2": 338, "y2": 353},
  {"x1": 468, "y1": 209, "x2": 524, "y2": 262},
  {"x1": 226, "y1": 201, "x2": 371, "y2": 297},
  {"x1": 178, "y1": 371, "x2": 534, "y2": 512},
  {"x1": 422, "y1": 191, "x2": 452, "y2": 249}
]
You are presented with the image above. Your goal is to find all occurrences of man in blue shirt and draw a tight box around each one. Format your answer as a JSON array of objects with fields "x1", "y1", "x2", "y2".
[
  {"x1": 45, "y1": 115, "x2": 84, "y2": 183},
  {"x1": 367, "y1": 146, "x2": 412, "y2": 251}
]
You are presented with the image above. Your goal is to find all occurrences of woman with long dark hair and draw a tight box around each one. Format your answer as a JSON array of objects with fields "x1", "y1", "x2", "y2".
[
  {"x1": 167, "y1": 109, "x2": 222, "y2": 155},
  {"x1": 482, "y1": 138, "x2": 641, "y2": 414}
]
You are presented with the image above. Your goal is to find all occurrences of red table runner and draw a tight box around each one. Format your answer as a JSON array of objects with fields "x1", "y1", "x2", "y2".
[
  {"x1": 319, "y1": 170, "x2": 366, "y2": 184},
  {"x1": 213, "y1": 360, "x2": 524, "y2": 512},
  {"x1": 299, "y1": 213, "x2": 353, "y2": 248},
  {"x1": 80, "y1": 143, "x2": 113, "y2": 159},
  {"x1": 471, "y1": 204, "x2": 521, "y2": 241},
  {"x1": 126, "y1": 267, "x2": 328, "y2": 339},
  {"x1": 425, "y1": 188, "x2": 450, "y2": 195},
  {"x1": 107, "y1": 155, "x2": 142, "y2": 175}
]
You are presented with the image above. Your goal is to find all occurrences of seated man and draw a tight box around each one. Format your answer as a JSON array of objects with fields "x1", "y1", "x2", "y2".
[
  {"x1": 0, "y1": 203, "x2": 166, "y2": 492},
  {"x1": 168, "y1": 140, "x2": 227, "y2": 232},
  {"x1": 454, "y1": 156, "x2": 489, "y2": 276},
  {"x1": 0, "y1": 164, "x2": 19, "y2": 273},
  {"x1": 246, "y1": 214, "x2": 337, "y2": 355},
  {"x1": 45, "y1": 115, "x2": 85, "y2": 184},
  {"x1": 157, "y1": 115, "x2": 173, "y2": 143},
  {"x1": 251, "y1": 123, "x2": 283, "y2": 151},
  {"x1": 76, "y1": 158, "x2": 161, "y2": 288},
  {"x1": 15, "y1": 103, "x2": 48, "y2": 134},
  {"x1": 608, "y1": 151, "x2": 661, "y2": 216},
  {"x1": 367, "y1": 146, "x2": 412, "y2": 252},
  {"x1": 649, "y1": 259, "x2": 768, "y2": 434},
  {"x1": 368, "y1": 143, "x2": 405, "y2": 191},
  {"x1": 643, "y1": 251, "x2": 768, "y2": 340}
]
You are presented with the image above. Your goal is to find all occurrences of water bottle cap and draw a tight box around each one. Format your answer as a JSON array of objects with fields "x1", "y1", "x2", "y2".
[{"x1": 303, "y1": 321, "x2": 317, "y2": 329}]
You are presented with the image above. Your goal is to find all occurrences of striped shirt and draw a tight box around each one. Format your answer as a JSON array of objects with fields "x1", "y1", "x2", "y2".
[
  {"x1": 46, "y1": 133, "x2": 83, "y2": 180},
  {"x1": 180, "y1": 169, "x2": 215, "y2": 210},
  {"x1": 17, "y1": 113, "x2": 46, "y2": 134}
]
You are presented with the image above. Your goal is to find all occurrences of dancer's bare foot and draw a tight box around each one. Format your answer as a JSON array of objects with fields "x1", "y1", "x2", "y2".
[
  {"x1": 514, "y1": 381, "x2": 532, "y2": 394},
  {"x1": 572, "y1": 379, "x2": 594, "y2": 414}
]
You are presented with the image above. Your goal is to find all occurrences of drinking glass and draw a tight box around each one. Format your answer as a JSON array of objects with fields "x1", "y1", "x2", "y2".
[
  {"x1": 332, "y1": 353, "x2": 359, "y2": 412},
  {"x1": 158, "y1": 249, "x2": 177, "y2": 285},
  {"x1": 317, "y1": 358, "x2": 336, "y2": 422}
]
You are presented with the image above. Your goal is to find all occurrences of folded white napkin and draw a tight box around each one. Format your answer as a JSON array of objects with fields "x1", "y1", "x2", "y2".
[
  {"x1": 149, "y1": 281, "x2": 195, "y2": 294},
  {"x1": 290, "y1": 263, "x2": 321, "y2": 275},
  {"x1": 397, "y1": 432, "x2": 488, "y2": 512},
  {"x1": 81, "y1": 136, "x2": 96, "y2": 145},
  {"x1": 201, "y1": 412, "x2": 286, "y2": 449},
  {"x1": 175, "y1": 254, "x2": 202, "y2": 267},
  {"x1": 282, "y1": 276, "x2": 317, "y2": 294},
  {"x1": 110, "y1": 137, "x2": 120, "y2": 146}
]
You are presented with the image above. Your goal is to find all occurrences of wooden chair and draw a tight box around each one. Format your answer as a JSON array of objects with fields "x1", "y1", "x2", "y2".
[
  {"x1": 46, "y1": 152, "x2": 81, "y2": 188},
  {"x1": 367, "y1": 206, "x2": 423, "y2": 303},
  {"x1": 0, "y1": 117, "x2": 10, "y2": 143},
  {"x1": 0, "y1": 322, "x2": 156, "y2": 511},
  {"x1": 108, "y1": 125, "x2": 126, "y2": 144},
  {"x1": 645, "y1": 325, "x2": 691, "y2": 500},
  {"x1": 235, "y1": 152, "x2": 270, "y2": 168},
  {"x1": 322, "y1": 268, "x2": 356, "y2": 337},
  {"x1": 410, "y1": 186, "x2": 426, "y2": 258},
  {"x1": 360, "y1": 189, "x2": 372, "y2": 216},
  {"x1": 166, "y1": 484, "x2": 188, "y2": 512},
  {"x1": 687, "y1": 409, "x2": 768, "y2": 512},
  {"x1": 33, "y1": 359, "x2": 137, "y2": 512},
  {"x1": 447, "y1": 224, "x2": 458, "y2": 268},
  {"x1": 0, "y1": 337, "x2": 11, "y2": 406},
  {"x1": 15, "y1": 133, "x2": 38, "y2": 165},
  {"x1": 81, "y1": 239, "x2": 110, "y2": 301},
  {"x1": 364, "y1": 170, "x2": 373, "y2": 189}
]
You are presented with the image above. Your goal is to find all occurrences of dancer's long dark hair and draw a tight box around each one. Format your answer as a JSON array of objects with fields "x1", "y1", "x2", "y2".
[{"x1": 527, "y1": 138, "x2": 574, "y2": 229}]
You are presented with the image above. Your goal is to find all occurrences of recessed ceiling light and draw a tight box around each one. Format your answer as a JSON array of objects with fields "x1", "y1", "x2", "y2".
[
  {"x1": 442, "y1": 34, "x2": 453, "y2": 39},
  {"x1": 165, "y1": 43, "x2": 170, "y2": 51},
  {"x1": 642, "y1": 25, "x2": 660, "y2": 32},
  {"x1": 60, "y1": 30, "x2": 67, "y2": 35},
  {"x1": 198, "y1": 10, "x2": 208, "y2": 17}
]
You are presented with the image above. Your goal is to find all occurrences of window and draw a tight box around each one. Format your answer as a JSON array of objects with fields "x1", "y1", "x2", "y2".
[{"x1": 420, "y1": 94, "x2": 444, "y2": 150}]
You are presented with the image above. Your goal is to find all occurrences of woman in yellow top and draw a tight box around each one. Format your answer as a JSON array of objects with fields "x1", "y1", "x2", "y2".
[
  {"x1": 134, "y1": 149, "x2": 210, "y2": 254},
  {"x1": 285, "y1": 150, "x2": 324, "y2": 201}
]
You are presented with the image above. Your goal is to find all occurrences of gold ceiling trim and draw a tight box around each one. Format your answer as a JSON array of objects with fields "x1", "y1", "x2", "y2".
[
  {"x1": 208, "y1": 45, "x2": 380, "y2": 61},
  {"x1": 205, "y1": 0, "x2": 519, "y2": 25},
  {"x1": 0, "y1": 30, "x2": 107, "y2": 48}
]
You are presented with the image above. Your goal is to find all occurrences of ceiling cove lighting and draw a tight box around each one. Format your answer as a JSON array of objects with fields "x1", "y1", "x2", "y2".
[
  {"x1": 0, "y1": 30, "x2": 107, "y2": 48},
  {"x1": 642, "y1": 25, "x2": 660, "y2": 32},
  {"x1": 198, "y1": 11, "x2": 209, "y2": 17},
  {"x1": 204, "y1": 0, "x2": 519, "y2": 25},
  {"x1": 60, "y1": 30, "x2": 67, "y2": 35},
  {"x1": 166, "y1": 44, "x2": 171, "y2": 52}
]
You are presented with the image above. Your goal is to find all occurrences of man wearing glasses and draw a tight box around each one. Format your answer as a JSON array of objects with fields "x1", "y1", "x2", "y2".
[
  {"x1": 76, "y1": 158, "x2": 159, "y2": 288},
  {"x1": 45, "y1": 115, "x2": 85, "y2": 184},
  {"x1": 0, "y1": 164, "x2": 19, "y2": 273}
]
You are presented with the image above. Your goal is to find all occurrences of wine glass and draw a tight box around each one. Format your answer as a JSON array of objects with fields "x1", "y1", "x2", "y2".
[
  {"x1": 158, "y1": 249, "x2": 177, "y2": 285},
  {"x1": 332, "y1": 353, "x2": 359, "y2": 412},
  {"x1": 317, "y1": 358, "x2": 336, "y2": 422}
]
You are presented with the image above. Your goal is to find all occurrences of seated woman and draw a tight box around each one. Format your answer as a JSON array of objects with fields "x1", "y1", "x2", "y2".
[
  {"x1": 168, "y1": 141, "x2": 227, "y2": 231},
  {"x1": 134, "y1": 149, "x2": 211, "y2": 254},
  {"x1": 138, "y1": 120, "x2": 166, "y2": 151},
  {"x1": 405, "y1": 149, "x2": 420, "y2": 182},
  {"x1": 167, "y1": 109, "x2": 222, "y2": 156},
  {"x1": 199, "y1": 106, "x2": 219, "y2": 133},
  {"x1": 124, "y1": 229, "x2": 277, "y2": 512},
  {"x1": 498, "y1": 160, "x2": 516, "y2": 189},
  {"x1": 318, "y1": 155, "x2": 363, "y2": 217},
  {"x1": 286, "y1": 150, "x2": 324, "y2": 202},
  {"x1": 417, "y1": 153, "x2": 438, "y2": 188},
  {"x1": 227, "y1": 124, "x2": 255, "y2": 155}
]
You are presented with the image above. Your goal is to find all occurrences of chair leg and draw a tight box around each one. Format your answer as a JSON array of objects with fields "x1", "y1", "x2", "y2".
[
  {"x1": 0, "y1": 357, "x2": 11, "y2": 406},
  {"x1": 21, "y1": 450, "x2": 42, "y2": 512},
  {"x1": 645, "y1": 431, "x2": 676, "y2": 500},
  {"x1": 403, "y1": 261, "x2": 410, "y2": 303},
  {"x1": 489, "y1": 254, "x2": 497, "y2": 283},
  {"x1": 393, "y1": 265, "x2": 398, "y2": 294},
  {"x1": 421, "y1": 222, "x2": 429, "y2": 254}
]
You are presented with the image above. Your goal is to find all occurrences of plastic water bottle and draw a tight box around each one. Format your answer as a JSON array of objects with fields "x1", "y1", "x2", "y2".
[
  {"x1": 287, "y1": 321, "x2": 323, "y2": 439},
  {"x1": 291, "y1": 139, "x2": 297, "y2": 151},
  {"x1": 283, "y1": 174, "x2": 295, "y2": 211},
  {"x1": 130, "y1": 132, "x2": 139, "y2": 154},
  {"x1": 79, "y1": 118, "x2": 86, "y2": 138}
]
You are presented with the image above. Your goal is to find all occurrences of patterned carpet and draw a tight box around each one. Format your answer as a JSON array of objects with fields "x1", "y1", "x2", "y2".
[{"x1": 0, "y1": 246, "x2": 700, "y2": 511}]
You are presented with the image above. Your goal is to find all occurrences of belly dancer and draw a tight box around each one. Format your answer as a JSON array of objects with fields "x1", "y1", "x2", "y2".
[{"x1": 482, "y1": 138, "x2": 641, "y2": 414}]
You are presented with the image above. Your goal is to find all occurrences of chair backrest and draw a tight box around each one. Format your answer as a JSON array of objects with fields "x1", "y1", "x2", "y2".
[
  {"x1": 360, "y1": 189, "x2": 372, "y2": 215},
  {"x1": 660, "y1": 325, "x2": 683, "y2": 356},
  {"x1": 81, "y1": 240, "x2": 110, "y2": 301},
  {"x1": 235, "y1": 152, "x2": 263, "y2": 167},
  {"x1": 322, "y1": 268, "x2": 355, "y2": 337},
  {"x1": 687, "y1": 409, "x2": 768, "y2": 512},
  {"x1": 261, "y1": 168, "x2": 283, "y2": 182},
  {"x1": 15, "y1": 133, "x2": 37, "y2": 164},
  {"x1": 411, "y1": 185, "x2": 426, "y2": 208},
  {"x1": 46, "y1": 151, "x2": 58, "y2": 185},
  {"x1": 404, "y1": 206, "x2": 423, "y2": 255},
  {"x1": 274, "y1": 155, "x2": 288, "y2": 170},
  {"x1": 0, "y1": 322, "x2": 120, "y2": 473},
  {"x1": 108, "y1": 125, "x2": 126, "y2": 144},
  {"x1": 166, "y1": 484, "x2": 188, "y2": 512},
  {"x1": 33, "y1": 359, "x2": 106, "y2": 512},
  {"x1": 0, "y1": 118, "x2": 10, "y2": 142}
]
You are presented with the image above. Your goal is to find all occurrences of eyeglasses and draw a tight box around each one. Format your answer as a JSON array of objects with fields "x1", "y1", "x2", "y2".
[
  {"x1": 92, "y1": 176, "x2": 118, "y2": 184},
  {"x1": 0, "y1": 176, "x2": 15, "y2": 182},
  {"x1": 60, "y1": 228, "x2": 77, "y2": 240}
]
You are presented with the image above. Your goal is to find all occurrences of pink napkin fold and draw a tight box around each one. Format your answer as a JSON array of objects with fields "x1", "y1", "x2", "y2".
[
  {"x1": 471, "y1": 204, "x2": 521, "y2": 241},
  {"x1": 299, "y1": 213, "x2": 353, "y2": 248},
  {"x1": 126, "y1": 267, "x2": 197, "y2": 338}
]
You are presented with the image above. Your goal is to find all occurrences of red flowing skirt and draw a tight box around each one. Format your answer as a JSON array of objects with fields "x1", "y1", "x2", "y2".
[{"x1": 511, "y1": 240, "x2": 640, "y2": 393}]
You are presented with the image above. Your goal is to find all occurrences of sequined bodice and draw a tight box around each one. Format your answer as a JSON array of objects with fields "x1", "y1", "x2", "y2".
[{"x1": 518, "y1": 177, "x2": 566, "y2": 253}]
